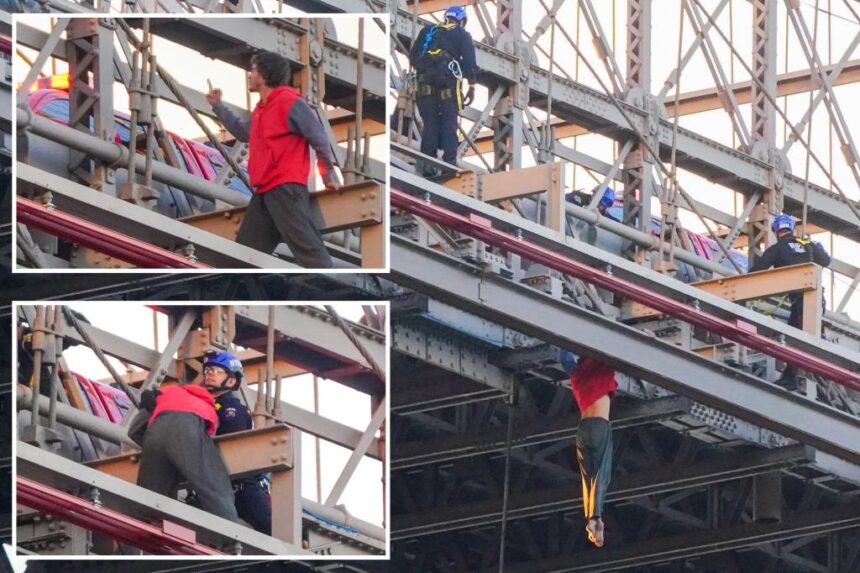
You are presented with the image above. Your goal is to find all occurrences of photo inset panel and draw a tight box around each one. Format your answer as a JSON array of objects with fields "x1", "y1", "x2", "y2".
[
  {"x1": 14, "y1": 15, "x2": 387, "y2": 271},
  {"x1": 14, "y1": 302, "x2": 388, "y2": 557}
]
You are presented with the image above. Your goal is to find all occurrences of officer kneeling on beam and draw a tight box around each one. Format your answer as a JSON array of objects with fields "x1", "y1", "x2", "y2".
[
  {"x1": 409, "y1": 5, "x2": 477, "y2": 178},
  {"x1": 186, "y1": 350, "x2": 272, "y2": 535},
  {"x1": 130, "y1": 360, "x2": 240, "y2": 525}
]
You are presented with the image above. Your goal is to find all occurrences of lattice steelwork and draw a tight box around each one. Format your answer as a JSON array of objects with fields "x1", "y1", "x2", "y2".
[{"x1": 388, "y1": 1, "x2": 860, "y2": 571}]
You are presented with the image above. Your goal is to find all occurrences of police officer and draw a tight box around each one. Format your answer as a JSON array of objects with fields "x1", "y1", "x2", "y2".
[
  {"x1": 409, "y1": 5, "x2": 477, "y2": 177},
  {"x1": 749, "y1": 214, "x2": 831, "y2": 330},
  {"x1": 198, "y1": 350, "x2": 272, "y2": 535},
  {"x1": 566, "y1": 187, "x2": 618, "y2": 244},
  {"x1": 749, "y1": 214, "x2": 831, "y2": 387}
]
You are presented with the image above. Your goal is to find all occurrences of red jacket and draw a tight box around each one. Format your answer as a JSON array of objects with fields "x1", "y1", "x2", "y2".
[
  {"x1": 149, "y1": 385, "x2": 219, "y2": 435},
  {"x1": 570, "y1": 358, "x2": 617, "y2": 412},
  {"x1": 248, "y1": 86, "x2": 312, "y2": 193}
]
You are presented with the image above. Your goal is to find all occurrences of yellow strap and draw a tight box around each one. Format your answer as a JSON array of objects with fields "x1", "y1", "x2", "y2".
[{"x1": 456, "y1": 77, "x2": 462, "y2": 110}]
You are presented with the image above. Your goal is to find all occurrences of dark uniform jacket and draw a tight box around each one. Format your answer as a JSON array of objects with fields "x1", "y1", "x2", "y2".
[
  {"x1": 749, "y1": 234, "x2": 831, "y2": 272},
  {"x1": 409, "y1": 22, "x2": 477, "y2": 86}
]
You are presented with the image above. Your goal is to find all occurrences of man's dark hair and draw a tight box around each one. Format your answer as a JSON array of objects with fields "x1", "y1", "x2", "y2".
[{"x1": 250, "y1": 52, "x2": 291, "y2": 87}]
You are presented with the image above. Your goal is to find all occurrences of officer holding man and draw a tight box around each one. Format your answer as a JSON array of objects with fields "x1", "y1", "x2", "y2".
[
  {"x1": 408, "y1": 5, "x2": 478, "y2": 177},
  {"x1": 197, "y1": 350, "x2": 273, "y2": 535}
]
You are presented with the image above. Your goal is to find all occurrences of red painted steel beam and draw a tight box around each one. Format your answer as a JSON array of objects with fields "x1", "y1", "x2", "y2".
[
  {"x1": 391, "y1": 189, "x2": 860, "y2": 391},
  {"x1": 17, "y1": 476, "x2": 225, "y2": 556},
  {"x1": 17, "y1": 197, "x2": 212, "y2": 269}
]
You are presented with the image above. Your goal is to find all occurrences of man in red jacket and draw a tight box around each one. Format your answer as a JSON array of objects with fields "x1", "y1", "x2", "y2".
[
  {"x1": 134, "y1": 381, "x2": 239, "y2": 524},
  {"x1": 207, "y1": 52, "x2": 340, "y2": 268}
]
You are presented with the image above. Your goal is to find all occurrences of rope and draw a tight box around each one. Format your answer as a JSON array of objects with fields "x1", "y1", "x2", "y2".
[{"x1": 498, "y1": 401, "x2": 515, "y2": 573}]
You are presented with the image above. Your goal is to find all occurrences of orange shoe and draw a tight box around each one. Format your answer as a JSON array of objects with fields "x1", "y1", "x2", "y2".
[{"x1": 586, "y1": 517, "x2": 605, "y2": 548}]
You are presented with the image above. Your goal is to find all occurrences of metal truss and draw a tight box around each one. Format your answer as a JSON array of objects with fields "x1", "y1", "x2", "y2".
[{"x1": 13, "y1": 0, "x2": 387, "y2": 14}]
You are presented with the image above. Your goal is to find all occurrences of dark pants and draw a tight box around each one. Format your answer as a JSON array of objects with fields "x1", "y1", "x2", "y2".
[
  {"x1": 575, "y1": 417, "x2": 613, "y2": 520},
  {"x1": 235, "y1": 477, "x2": 272, "y2": 535},
  {"x1": 137, "y1": 412, "x2": 239, "y2": 523},
  {"x1": 417, "y1": 84, "x2": 461, "y2": 170},
  {"x1": 236, "y1": 183, "x2": 332, "y2": 269}
]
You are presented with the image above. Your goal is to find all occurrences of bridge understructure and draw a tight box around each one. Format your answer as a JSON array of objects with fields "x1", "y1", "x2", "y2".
[{"x1": 387, "y1": 1, "x2": 860, "y2": 572}]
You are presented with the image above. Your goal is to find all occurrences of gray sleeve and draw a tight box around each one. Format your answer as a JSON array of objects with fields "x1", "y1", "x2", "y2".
[
  {"x1": 211, "y1": 102, "x2": 250, "y2": 143},
  {"x1": 288, "y1": 98, "x2": 338, "y2": 184}
]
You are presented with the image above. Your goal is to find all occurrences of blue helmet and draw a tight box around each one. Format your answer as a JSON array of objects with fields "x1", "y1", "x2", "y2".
[
  {"x1": 598, "y1": 187, "x2": 616, "y2": 209},
  {"x1": 771, "y1": 214, "x2": 795, "y2": 234},
  {"x1": 444, "y1": 6, "x2": 467, "y2": 23},
  {"x1": 203, "y1": 349, "x2": 244, "y2": 389},
  {"x1": 558, "y1": 349, "x2": 578, "y2": 375}
]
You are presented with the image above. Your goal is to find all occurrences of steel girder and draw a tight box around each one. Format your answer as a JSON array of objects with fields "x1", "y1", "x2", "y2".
[
  {"x1": 232, "y1": 304, "x2": 386, "y2": 396},
  {"x1": 125, "y1": 18, "x2": 386, "y2": 122},
  {"x1": 1, "y1": 274, "x2": 391, "y2": 315},
  {"x1": 15, "y1": 22, "x2": 386, "y2": 183},
  {"x1": 16, "y1": 442, "x2": 308, "y2": 555},
  {"x1": 492, "y1": 501, "x2": 860, "y2": 573},
  {"x1": 391, "y1": 9, "x2": 860, "y2": 240},
  {"x1": 392, "y1": 395, "x2": 689, "y2": 471},
  {"x1": 243, "y1": 387, "x2": 382, "y2": 461},
  {"x1": 18, "y1": 476, "x2": 225, "y2": 555},
  {"x1": 17, "y1": 196, "x2": 215, "y2": 270},
  {"x1": 392, "y1": 320, "x2": 515, "y2": 395},
  {"x1": 390, "y1": 236, "x2": 860, "y2": 466},
  {"x1": 391, "y1": 169, "x2": 860, "y2": 376},
  {"x1": 393, "y1": 444, "x2": 816, "y2": 540}
]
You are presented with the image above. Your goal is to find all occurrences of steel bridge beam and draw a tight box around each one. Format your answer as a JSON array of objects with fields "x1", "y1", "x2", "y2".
[
  {"x1": 17, "y1": 442, "x2": 307, "y2": 555},
  {"x1": 390, "y1": 236, "x2": 860, "y2": 466},
  {"x1": 18, "y1": 476, "x2": 225, "y2": 556},
  {"x1": 391, "y1": 170, "x2": 860, "y2": 375},
  {"x1": 393, "y1": 444, "x2": 816, "y2": 539},
  {"x1": 17, "y1": 197, "x2": 216, "y2": 270},
  {"x1": 232, "y1": 305, "x2": 386, "y2": 396},
  {"x1": 392, "y1": 10, "x2": 860, "y2": 239},
  {"x1": 16, "y1": 164, "x2": 295, "y2": 269},
  {"x1": 494, "y1": 500, "x2": 860, "y2": 573},
  {"x1": 392, "y1": 395, "x2": 689, "y2": 470},
  {"x1": 127, "y1": 18, "x2": 386, "y2": 119}
]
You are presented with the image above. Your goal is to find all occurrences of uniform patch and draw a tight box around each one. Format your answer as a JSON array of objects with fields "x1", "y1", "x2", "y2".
[{"x1": 224, "y1": 407, "x2": 238, "y2": 419}]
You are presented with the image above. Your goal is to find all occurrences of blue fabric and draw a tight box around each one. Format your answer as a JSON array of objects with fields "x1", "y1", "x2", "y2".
[{"x1": 559, "y1": 349, "x2": 578, "y2": 375}]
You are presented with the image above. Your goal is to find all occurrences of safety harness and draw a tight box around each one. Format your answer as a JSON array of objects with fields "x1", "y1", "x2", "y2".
[{"x1": 414, "y1": 22, "x2": 462, "y2": 93}]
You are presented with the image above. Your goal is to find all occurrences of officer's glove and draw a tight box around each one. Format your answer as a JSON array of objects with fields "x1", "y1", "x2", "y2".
[
  {"x1": 463, "y1": 85, "x2": 475, "y2": 106},
  {"x1": 139, "y1": 389, "x2": 160, "y2": 412}
]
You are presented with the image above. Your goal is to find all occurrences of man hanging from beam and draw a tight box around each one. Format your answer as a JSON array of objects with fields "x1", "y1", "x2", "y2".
[{"x1": 560, "y1": 349, "x2": 617, "y2": 548}]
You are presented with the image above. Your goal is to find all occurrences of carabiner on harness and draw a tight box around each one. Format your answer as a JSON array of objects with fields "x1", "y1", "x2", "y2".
[{"x1": 448, "y1": 59, "x2": 463, "y2": 80}]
